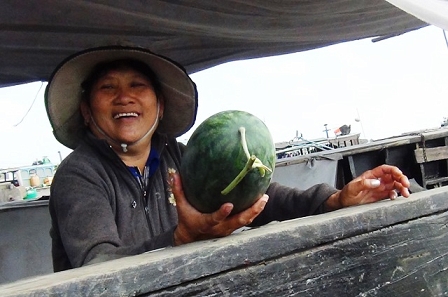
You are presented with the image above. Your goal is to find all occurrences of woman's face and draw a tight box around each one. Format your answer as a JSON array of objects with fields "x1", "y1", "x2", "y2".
[{"x1": 82, "y1": 67, "x2": 163, "y2": 146}]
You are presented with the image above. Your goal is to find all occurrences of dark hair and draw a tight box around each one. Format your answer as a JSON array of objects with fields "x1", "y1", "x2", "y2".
[{"x1": 81, "y1": 58, "x2": 163, "y2": 104}]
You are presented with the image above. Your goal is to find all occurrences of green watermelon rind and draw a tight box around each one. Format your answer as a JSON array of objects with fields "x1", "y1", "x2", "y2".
[{"x1": 180, "y1": 110, "x2": 276, "y2": 214}]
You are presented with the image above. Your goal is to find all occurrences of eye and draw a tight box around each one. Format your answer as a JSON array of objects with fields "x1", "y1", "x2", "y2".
[
  {"x1": 130, "y1": 80, "x2": 150, "y2": 88},
  {"x1": 99, "y1": 83, "x2": 115, "y2": 90}
]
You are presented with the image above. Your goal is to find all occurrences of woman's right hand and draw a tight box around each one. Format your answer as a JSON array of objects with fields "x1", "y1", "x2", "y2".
[{"x1": 168, "y1": 171, "x2": 269, "y2": 246}]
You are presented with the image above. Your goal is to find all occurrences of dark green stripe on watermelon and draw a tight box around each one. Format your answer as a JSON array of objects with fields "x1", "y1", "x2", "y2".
[{"x1": 180, "y1": 110, "x2": 276, "y2": 214}]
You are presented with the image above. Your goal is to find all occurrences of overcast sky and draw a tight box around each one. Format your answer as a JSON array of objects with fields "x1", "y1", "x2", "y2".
[{"x1": 1, "y1": 25, "x2": 447, "y2": 169}]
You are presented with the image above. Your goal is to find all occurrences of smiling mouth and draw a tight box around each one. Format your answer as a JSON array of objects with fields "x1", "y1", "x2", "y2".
[{"x1": 113, "y1": 112, "x2": 139, "y2": 119}]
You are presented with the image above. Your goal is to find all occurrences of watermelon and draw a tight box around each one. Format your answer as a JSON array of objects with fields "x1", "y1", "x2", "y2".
[{"x1": 180, "y1": 110, "x2": 276, "y2": 214}]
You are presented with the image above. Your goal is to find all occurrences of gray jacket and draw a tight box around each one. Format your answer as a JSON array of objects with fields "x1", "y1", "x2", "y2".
[{"x1": 49, "y1": 132, "x2": 337, "y2": 272}]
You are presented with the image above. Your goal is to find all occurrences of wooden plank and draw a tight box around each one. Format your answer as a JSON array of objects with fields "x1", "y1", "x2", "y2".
[
  {"x1": 148, "y1": 212, "x2": 448, "y2": 296},
  {"x1": 1, "y1": 187, "x2": 448, "y2": 296},
  {"x1": 276, "y1": 129, "x2": 448, "y2": 167},
  {"x1": 0, "y1": 199, "x2": 48, "y2": 211},
  {"x1": 414, "y1": 146, "x2": 448, "y2": 163},
  {"x1": 426, "y1": 176, "x2": 448, "y2": 186},
  {"x1": 348, "y1": 155, "x2": 357, "y2": 178}
]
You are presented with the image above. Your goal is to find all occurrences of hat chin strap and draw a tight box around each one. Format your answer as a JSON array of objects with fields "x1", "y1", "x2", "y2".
[{"x1": 89, "y1": 102, "x2": 160, "y2": 153}]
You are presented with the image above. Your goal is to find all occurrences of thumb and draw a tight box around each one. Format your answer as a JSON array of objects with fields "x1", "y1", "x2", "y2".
[
  {"x1": 168, "y1": 170, "x2": 187, "y2": 207},
  {"x1": 170, "y1": 171, "x2": 183, "y2": 195},
  {"x1": 349, "y1": 178, "x2": 380, "y2": 194},
  {"x1": 361, "y1": 178, "x2": 381, "y2": 189}
]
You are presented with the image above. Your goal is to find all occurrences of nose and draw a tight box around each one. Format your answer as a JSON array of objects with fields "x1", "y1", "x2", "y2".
[{"x1": 113, "y1": 87, "x2": 135, "y2": 105}]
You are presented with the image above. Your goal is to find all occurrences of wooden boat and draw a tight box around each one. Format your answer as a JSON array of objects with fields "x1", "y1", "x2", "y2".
[
  {"x1": 2, "y1": 127, "x2": 448, "y2": 295},
  {"x1": 1, "y1": 1, "x2": 447, "y2": 296}
]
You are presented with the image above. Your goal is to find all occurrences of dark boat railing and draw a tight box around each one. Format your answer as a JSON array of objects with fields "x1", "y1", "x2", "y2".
[{"x1": 1, "y1": 187, "x2": 447, "y2": 296}]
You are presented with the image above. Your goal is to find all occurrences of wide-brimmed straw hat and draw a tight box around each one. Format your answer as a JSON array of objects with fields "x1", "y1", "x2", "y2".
[{"x1": 45, "y1": 45, "x2": 198, "y2": 150}]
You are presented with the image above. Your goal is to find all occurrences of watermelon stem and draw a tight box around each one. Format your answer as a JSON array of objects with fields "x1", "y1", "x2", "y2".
[
  {"x1": 239, "y1": 127, "x2": 272, "y2": 176},
  {"x1": 221, "y1": 127, "x2": 272, "y2": 195},
  {"x1": 221, "y1": 155, "x2": 256, "y2": 195}
]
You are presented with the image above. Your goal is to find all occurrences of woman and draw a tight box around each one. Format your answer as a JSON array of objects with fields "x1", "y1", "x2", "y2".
[{"x1": 45, "y1": 45, "x2": 410, "y2": 272}]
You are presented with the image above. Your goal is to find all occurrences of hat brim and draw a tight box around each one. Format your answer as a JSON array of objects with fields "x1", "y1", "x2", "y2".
[{"x1": 45, "y1": 46, "x2": 198, "y2": 150}]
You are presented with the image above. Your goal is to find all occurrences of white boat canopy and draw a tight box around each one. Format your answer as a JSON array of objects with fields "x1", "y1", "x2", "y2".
[{"x1": 0, "y1": 0, "x2": 438, "y2": 88}]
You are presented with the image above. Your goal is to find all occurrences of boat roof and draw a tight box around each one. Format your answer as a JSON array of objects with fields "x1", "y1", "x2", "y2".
[{"x1": 0, "y1": 1, "x2": 430, "y2": 88}]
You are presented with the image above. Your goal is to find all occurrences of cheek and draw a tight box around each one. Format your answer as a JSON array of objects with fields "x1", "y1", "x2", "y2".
[
  {"x1": 89, "y1": 94, "x2": 109, "y2": 113},
  {"x1": 141, "y1": 91, "x2": 159, "y2": 109},
  {"x1": 88, "y1": 104, "x2": 111, "y2": 124}
]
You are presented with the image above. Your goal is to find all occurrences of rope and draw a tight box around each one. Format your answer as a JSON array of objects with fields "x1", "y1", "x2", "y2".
[{"x1": 13, "y1": 82, "x2": 44, "y2": 127}]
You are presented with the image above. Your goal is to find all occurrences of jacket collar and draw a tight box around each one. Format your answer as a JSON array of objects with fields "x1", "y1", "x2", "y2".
[{"x1": 82, "y1": 130, "x2": 168, "y2": 162}]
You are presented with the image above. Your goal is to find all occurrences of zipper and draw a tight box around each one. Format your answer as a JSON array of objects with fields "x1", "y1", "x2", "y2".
[
  {"x1": 134, "y1": 164, "x2": 159, "y2": 233},
  {"x1": 93, "y1": 138, "x2": 151, "y2": 218},
  {"x1": 108, "y1": 145, "x2": 146, "y2": 211},
  {"x1": 103, "y1": 137, "x2": 167, "y2": 232}
]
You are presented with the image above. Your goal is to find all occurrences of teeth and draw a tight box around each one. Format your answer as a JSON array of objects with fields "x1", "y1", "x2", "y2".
[{"x1": 114, "y1": 112, "x2": 138, "y2": 119}]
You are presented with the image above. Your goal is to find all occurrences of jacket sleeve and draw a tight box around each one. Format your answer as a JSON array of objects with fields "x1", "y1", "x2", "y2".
[
  {"x1": 83, "y1": 228, "x2": 176, "y2": 267},
  {"x1": 249, "y1": 182, "x2": 338, "y2": 227}
]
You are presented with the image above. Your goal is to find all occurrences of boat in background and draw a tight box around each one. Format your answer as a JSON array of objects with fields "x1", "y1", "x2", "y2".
[
  {"x1": 276, "y1": 124, "x2": 365, "y2": 160},
  {"x1": 0, "y1": 157, "x2": 56, "y2": 203}
]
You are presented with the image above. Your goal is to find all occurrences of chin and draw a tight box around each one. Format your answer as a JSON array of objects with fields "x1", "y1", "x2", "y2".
[{"x1": 117, "y1": 134, "x2": 148, "y2": 144}]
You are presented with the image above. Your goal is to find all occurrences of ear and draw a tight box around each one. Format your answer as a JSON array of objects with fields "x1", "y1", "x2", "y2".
[
  {"x1": 158, "y1": 96, "x2": 165, "y2": 120},
  {"x1": 80, "y1": 101, "x2": 91, "y2": 125}
]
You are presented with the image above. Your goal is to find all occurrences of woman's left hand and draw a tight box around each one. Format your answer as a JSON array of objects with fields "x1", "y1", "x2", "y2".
[{"x1": 325, "y1": 164, "x2": 411, "y2": 210}]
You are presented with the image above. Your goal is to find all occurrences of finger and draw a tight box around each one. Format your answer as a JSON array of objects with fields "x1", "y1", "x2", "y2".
[
  {"x1": 393, "y1": 181, "x2": 410, "y2": 198},
  {"x1": 247, "y1": 194, "x2": 269, "y2": 218},
  {"x1": 230, "y1": 194, "x2": 269, "y2": 227},
  {"x1": 208, "y1": 203, "x2": 234, "y2": 225},
  {"x1": 386, "y1": 168, "x2": 411, "y2": 189},
  {"x1": 170, "y1": 172, "x2": 186, "y2": 205},
  {"x1": 367, "y1": 166, "x2": 411, "y2": 191},
  {"x1": 389, "y1": 190, "x2": 398, "y2": 200},
  {"x1": 401, "y1": 187, "x2": 410, "y2": 197},
  {"x1": 398, "y1": 175, "x2": 411, "y2": 189},
  {"x1": 367, "y1": 179, "x2": 381, "y2": 188},
  {"x1": 361, "y1": 164, "x2": 391, "y2": 179},
  {"x1": 369, "y1": 165, "x2": 402, "y2": 180}
]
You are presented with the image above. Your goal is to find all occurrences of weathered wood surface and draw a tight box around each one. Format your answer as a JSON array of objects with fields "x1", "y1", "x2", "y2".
[
  {"x1": 276, "y1": 128, "x2": 448, "y2": 192},
  {"x1": 1, "y1": 187, "x2": 448, "y2": 297},
  {"x1": 151, "y1": 212, "x2": 448, "y2": 297},
  {"x1": 415, "y1": 146, "x2": 448, "y2": 163},
  {"x1": 277, "y1": 128, "x2": 448, "y2": 167}
]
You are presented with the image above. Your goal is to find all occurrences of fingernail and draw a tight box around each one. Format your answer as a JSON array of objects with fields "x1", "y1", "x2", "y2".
[
  {"x1": 405, "y1": 188, "x2": 410, "y2": 197},
  {"x1": 261, "y1": 195, "x2": 269, "y2": 203},
  {"x1": 371, "y1": 179, "x2": 380, "y2": 187},
  {"x1": 224, "y1": 204, "x2": 234, "y2": 213},
  {"x1": 391, "y1": 191, "x2": 398, "y2": 199}
]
